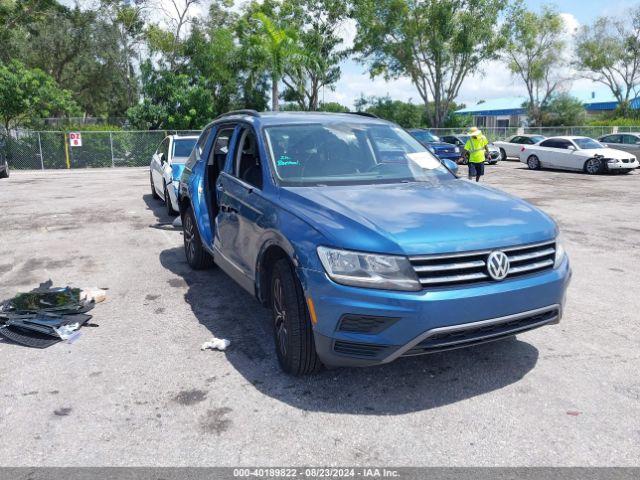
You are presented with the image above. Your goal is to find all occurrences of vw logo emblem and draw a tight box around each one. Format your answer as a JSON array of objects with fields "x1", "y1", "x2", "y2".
[{"x1": 487, "y1": 250, "x2": 510, "y2": 281}]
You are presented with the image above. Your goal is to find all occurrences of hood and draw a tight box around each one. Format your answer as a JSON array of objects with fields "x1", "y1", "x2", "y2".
[
  {"x1": 582, "y1": 148, "x2": 635, "y2": 159},
  {"x1": 427, "y1": 141, "x2": 458, "y2": 150},
  {"x1": 171, "y1": 161, "x2": 187, "y2": 181},
  {"x1": 280, "y1": 180, "x2": 556, "y2": 256}
]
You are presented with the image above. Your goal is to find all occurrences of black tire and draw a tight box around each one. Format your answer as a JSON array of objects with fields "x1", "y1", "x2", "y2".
[
  {"x1": 271, "y1": 258, "x2": 322, "y2": 375},
  {"x1": 150, "y1": 172, "x2": 159, "y2": 199},
  {"x1": 527, "y1": 155, "x2": 541, "y2": 170},
  {"x1": 0, "y1": 165, "x2": 8, "y2": 179},
  {"x1": 182, "y1": 206, "x2": 214, "y2": 270},
  {"x1": 164, "y1": 182, "x2": 177, "y2": 216},
  {"x1": 584, "y1": 157, "x2": 603, "y2": 175},
  {"x1": 499, "y1": 148, "x2": 507, "y2": 161}
]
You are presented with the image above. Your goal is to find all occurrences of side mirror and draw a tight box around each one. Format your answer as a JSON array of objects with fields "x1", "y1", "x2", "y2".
[
  {"x1": 442, "y1": 158, "x2": 459, "y2": 175},
  {"x1": 567, "y1": 145, "x2": 576, "y2": 151}
]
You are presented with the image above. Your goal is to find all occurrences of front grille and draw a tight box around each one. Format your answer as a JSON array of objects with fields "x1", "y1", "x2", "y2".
[
  {"x1": 409, "y1": 240, "x2": 556, "y2": 288},
  {"x1": 333, "y1": 340, "x2": 389, "y2": 358},
  {"x1": 338, "y1": 315, "x2": 399, "y2": 334},
  {"x1": 403, "y1": 307, "x2": 559, "y2": 356}
]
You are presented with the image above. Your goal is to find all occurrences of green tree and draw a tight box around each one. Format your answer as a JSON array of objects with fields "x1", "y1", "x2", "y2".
[
  {"x1": 279, "y1": 0, "x2": 348, "y2": 111},
  {"x1": 575, "y1": 7, "x2": 640, "y2": 116},
  {"x1": 539, "y1": 93, "x2": 586, "y2": 126},
  {"x1": 502, "y1": 4, "x2": 567, "y2": 126},
  {"x1": 351, "y1": 0, "x2": 507, "y2": 127},
  {"x1": 0, "y1": 60, "x2": 79, "y2": 132},
  {"x1": 250, "y1": 11, "x2": 301, "y2": 111},
  {"x1": 354, "y1": 95, "x2": 424, "y2": 128}
]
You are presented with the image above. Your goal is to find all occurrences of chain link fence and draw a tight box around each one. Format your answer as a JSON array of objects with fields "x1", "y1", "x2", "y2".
[
  {"x1": 1, "y1": 130, "x2": 201, "y2": 170},
  {"x1": 3, "y1": 126, "x2": 640, "y2": 170}
]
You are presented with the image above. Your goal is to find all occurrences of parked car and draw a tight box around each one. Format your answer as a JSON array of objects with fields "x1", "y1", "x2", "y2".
[
  {"x1": 408, "y1": 129, "x2": 463, "y2": 165},
  {"x1": 598, "y1": 133, "x2": 640, "y2": 165},
  {"x1": 150, "y1": 135, "x2": 198, "y2": 215},
  {"x1": 178, "y1": 111, "x2": 571, "y2": 375},
  {"x1": 0, "y1": 138, "x2": 8, "y2": 179},
  {"x1": 493, "y1": 134, "x2": 546, "y2": 161},
  {"x1": 440, "y1": 134, "x2": 501, "y2": 164},
  {"x1": 519, "y1": 136, "x2": 639, "y2": 174}
]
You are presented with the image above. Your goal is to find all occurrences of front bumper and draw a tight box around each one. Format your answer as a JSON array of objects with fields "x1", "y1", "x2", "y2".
[
  {"x1": 301, "y1": 257, "x2": 571, "y2": 367},
  {"x1": 606, "y1": 159, "x2": 639, "y2": 170}
]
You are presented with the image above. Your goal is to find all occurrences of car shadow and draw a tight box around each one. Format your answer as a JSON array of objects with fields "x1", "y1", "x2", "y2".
[
  {"x1": 142, "y1": 193, "x2": 180, "y2": 229},
  {"x1": 159, "y1": 245, "x2": 540, "y2": 415}
]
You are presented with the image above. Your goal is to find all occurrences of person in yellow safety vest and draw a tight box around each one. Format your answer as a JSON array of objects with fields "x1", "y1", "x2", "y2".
[{"x1": 463, "y1": 126, "x2": 489, "y2": 182}]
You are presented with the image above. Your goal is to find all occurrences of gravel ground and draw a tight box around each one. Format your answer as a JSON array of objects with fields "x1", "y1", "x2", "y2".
[{"x1": 0, "y1": 163, "x2": 639, "y2": 466}]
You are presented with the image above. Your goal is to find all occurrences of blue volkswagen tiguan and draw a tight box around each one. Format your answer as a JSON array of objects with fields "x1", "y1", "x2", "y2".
[{"x1": 178, "y1": 110, "x2": 571, "y2": 375}]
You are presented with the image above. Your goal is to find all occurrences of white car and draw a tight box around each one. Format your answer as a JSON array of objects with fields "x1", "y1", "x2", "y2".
[
  {"x1": 519, "y1": 136, "x2": 639, "y2": 174},
  {"x1": 493, "y1": 134, "x2": 546, "y2": 160},
  {"x1": 150, "y1": 135, "x2": 198, "y2": 215}
]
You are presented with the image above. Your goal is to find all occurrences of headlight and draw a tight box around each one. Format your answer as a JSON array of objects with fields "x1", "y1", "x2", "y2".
[
  {"x1": 554, "y1": 234, "x2": 566, "y2": 269},
  {"x1": 317, "y1": 246, "x2": 421, "y2": 291},
  {"x1": 607, "y1": 158, "x2": 619, "y2": 164}
]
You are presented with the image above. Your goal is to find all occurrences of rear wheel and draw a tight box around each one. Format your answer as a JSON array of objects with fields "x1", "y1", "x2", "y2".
[
  {"x1": 527, "y1": 155, "x2": 541, "y2": 170},
  {"x1": 150, "y1": 172, "x2": 159, "y2": 199},
  {"x1": 271, "y1": 259, "x2": 322, "y2": 375},
  {"x1": 0, "y1": 163, "x2": 8, "y2": 179},
  {"x1": 182, "y1": 206, "x2": 213, "y2": 270},
  {"x1": 584, "y1": 157, "x2": 603, "y2": 175}
]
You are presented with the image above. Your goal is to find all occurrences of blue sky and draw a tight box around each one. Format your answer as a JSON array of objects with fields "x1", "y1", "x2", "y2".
[{"x1": 326, "y1": 0, "x2": 639, "y2": 109}]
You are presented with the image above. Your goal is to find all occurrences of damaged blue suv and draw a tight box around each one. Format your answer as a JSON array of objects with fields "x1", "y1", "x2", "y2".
[{"x1": 178, "y1": 111, "x2": 571, "y2": 375}]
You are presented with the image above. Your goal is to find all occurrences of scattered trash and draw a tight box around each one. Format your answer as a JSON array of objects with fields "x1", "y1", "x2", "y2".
[
  {"x1": 172, "y1": 216, "x2": 182, "y2": 228},
  {"x1": 80, "y1": 287, "x2": 107, "y2": 304},
  {"x1": 201, "y1": 337, "x2": 231, "y2": 351},
  {"x1": 566, "y1": 410, "x2": 582, "y2": 417},
  {"x1": 0, "y1": 280, "x2": 103, "y2": 348}
]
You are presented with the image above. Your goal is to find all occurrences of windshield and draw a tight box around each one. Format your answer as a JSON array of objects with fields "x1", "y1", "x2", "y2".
[
  {"x1": 457, "y1": 135, "x2": 470, "y2": 144},
  {"x1": 410, "y1": 130, "x2": 440, "y2": 143},
  {"x1": 573, "y1": 138, "x2": 603, "y2": 150},
  {"x1": 173, "y1": 138, "x2": 197, "y2": 159},
  {"x1": 530, "y1": 135, "x2": 546, "y2": 143},
  {"x1": 264, "y1": 123, "x2": 454, "y2": 186}
]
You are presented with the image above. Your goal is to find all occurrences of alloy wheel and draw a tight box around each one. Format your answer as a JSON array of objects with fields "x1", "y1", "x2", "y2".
[
  {"x1": 272, "y1": 277, "x2": 288, "y2": 357},
  {"x1": 527, "y1": 156, "x2": 539, "y2": 170},
  {"x1": 586, "y1": 158, "x2": 601, "y2": 174},
  {"x1": 183, "y1": 214, "x2": 195, "y2": 262}
]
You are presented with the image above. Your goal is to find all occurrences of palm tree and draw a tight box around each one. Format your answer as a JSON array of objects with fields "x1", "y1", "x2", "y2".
[{"x1": 252, "y1": 12, "x2": 300, "y2": 111}]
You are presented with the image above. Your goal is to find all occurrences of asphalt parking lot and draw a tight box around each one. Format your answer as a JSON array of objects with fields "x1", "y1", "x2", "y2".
[{"x1": 1, "y1": 162, "x2": 639, "y2": 466}]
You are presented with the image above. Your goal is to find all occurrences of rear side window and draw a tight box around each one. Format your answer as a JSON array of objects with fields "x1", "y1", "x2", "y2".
[{"x1": 540, "y1": 139, "x2": 570, "y2": 149}]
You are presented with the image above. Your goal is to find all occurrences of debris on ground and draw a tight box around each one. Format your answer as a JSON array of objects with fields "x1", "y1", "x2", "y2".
[
  {"x1": 201, "y1": 337, "x2": 231, "y2": 351},
  {"x1": 0, "y1": 280, "x2": 104, "y2": 348}
]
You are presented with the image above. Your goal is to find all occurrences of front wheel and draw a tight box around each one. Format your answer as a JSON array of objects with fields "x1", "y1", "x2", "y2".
[
  {"x1": 0, "y1": 164, "x2": 8, "y2": 179},
  {"x1": 182, "y1": 206, "x2": 213, "y2": 270},
  {"x1": 584, "y1": 157, "x2": 603, "y2": 175},
  {"x1": 271, "y1": 259, "x2": 322, "y2": 375},
  {"x1": 499, "y1": 148, "x2": 507, "y2": 161}
]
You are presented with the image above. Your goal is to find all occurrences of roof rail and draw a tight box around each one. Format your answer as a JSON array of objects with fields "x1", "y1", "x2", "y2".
[
  {"x1": 215, "y1": 109, "x2": 261, "y2": 120},
  {"x1": 346, "y1": 111, "x2": 380, "y2": 119}
]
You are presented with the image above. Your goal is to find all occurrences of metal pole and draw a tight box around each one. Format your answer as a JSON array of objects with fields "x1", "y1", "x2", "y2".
[
  {"x1": 37, "y1": 132, "x2": 44, "y2": 170},
  {"x1": 109, "y1": 132, "x2": 115, "y2": 168}
]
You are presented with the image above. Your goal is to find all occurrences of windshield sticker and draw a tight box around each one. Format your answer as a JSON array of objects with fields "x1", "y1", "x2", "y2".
[
  {"x1": 406, "y1": 152, "x2": 441, "y2": 170},
  {"x1": 277, "y1": 155, "x2": 299, "y2": 166}
]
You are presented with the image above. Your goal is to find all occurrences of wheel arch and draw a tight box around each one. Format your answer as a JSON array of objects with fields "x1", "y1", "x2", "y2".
[{"x1": 255, "y1": 240, "x2": 297, "y2": 307}]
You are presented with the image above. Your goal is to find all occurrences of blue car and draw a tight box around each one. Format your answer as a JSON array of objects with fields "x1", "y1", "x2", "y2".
[
  {"x1": 178, "y1": 111, "x2": 571, "y2": 375},
  {"x1": 408, "y1": 129, "x2": 463, "y2": 164}
]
